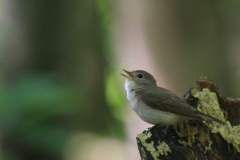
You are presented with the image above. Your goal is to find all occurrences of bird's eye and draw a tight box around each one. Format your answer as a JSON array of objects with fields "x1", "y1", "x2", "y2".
[{"x1": 138, "y1": 74, "x2": 143, "y2": 78}]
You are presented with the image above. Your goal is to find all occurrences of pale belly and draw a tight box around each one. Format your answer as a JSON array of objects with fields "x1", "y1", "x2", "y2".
[
  {"x1": 134, "y1": 100, "x2": 185, "y2": 125},
  {"x1": 125, "y1": 80, "x2": 187, "y2": 125}
]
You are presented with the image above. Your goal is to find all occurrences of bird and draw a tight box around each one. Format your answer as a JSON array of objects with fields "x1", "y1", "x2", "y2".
[{"x1": 121, "y1": 69, "x2": 226, "y2": 132}]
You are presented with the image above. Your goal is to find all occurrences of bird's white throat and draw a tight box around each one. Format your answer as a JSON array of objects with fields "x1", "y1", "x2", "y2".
[
  {"x1": 124, "y1": 78, "x2": 140, "y2": 112},
  {"x1": 124, "y1": 79, "x2": 138, "y2": 100}
]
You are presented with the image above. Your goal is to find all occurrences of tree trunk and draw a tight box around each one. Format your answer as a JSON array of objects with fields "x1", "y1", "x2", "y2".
[{"x1": 137, "y1": 78, "x2": 240, "y2": 160}]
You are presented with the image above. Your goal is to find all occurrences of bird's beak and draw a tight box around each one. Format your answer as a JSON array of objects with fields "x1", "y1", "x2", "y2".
[{"x1": 121, "y1": 69, "x2": 134, "y2": 78}]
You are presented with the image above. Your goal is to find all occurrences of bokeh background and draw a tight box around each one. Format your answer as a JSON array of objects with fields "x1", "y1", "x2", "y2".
[{"x1": 1, "y1": 0, "x2": 240, "y2": 159}]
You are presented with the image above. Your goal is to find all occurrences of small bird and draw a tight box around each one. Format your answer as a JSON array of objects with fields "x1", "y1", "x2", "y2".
[{"x1": 121, "y1": 69, "x2": 226, "y2": 129}]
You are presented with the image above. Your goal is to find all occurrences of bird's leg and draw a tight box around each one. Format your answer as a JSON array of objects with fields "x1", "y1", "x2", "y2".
[
  {"x1": 163, "y1": 125, "x2": 169, "y2": 134},
  {"x1": 142, "y1": 126, "x2": 154, "y2": 135},
  {"x1": 142, "y1": 124, "x2": 161, "y2": 135}
]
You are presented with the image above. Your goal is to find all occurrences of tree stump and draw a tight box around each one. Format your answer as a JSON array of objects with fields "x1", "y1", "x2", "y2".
[{"x1": 137, "y1": 78, "x2": 240, "y2": 160}]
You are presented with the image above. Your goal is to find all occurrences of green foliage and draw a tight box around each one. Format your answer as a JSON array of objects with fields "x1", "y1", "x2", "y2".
[
  {"x1": 1, "y1": 0, "x2": 126, "y2": 159},
  {"x1": 105, "y1": 70, "x2": 126, "y2": 121},
  {"x1": 0, "y1": 74, "x2": 77, "y2": 159}
]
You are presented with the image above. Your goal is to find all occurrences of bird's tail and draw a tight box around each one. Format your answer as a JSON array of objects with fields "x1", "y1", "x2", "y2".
[{"x1": 197, "y1": 112, "x2": 227, "y2": 125}]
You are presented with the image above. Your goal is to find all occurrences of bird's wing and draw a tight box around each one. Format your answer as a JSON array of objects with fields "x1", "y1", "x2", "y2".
[{"x1": 140, "y1": 87, "x2": 203, "y2": 120}]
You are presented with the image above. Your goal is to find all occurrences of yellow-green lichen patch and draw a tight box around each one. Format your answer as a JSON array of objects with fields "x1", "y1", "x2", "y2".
[
  {"x1": 186, "y1": 124, "x2": 199, "y2": 143},
  {"x1": 177, "y1": 139, "x2": 187, "y2": 146},
  {"x1": 196, "y1": 129, "x2": 212, "y2": 148},
  {"x1": 205, "y1": 143, "x2": 212, "y2": 154},
  {"x1": 140, "y1": 147, "x2": 147, "y2": 159},
  {"x1": 194, "y1": 88, "x2": 240, "y2": 152},
  {"x1": 137, "y1": 132, "x2": 171, "y2": 160},
  {"x1": 156, "y1": 140, "x2": 171, "y2": 156},
  {"x1": 173, "y1": 121, "x2": 199, "y2": 147},
  {"x1": 195, "y1": 89, "x2": 226, "y2": 124}
]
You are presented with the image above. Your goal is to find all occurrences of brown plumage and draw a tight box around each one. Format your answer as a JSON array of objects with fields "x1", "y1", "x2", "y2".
[
  {"x1": 122, "y1": 69, "x2": 227, "y2": 126},
  {"x1": 140, "y1": 86, "x2": 226, "y2": 125}
]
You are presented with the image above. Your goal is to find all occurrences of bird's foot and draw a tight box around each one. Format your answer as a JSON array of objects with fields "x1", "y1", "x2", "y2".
[
  {"x1": 142, "y1": 125, "x2": 160, "y2": 135},
  {"x1": 142, "y1": 127, "x2": 153, "y2": 135},
  {"x1": 163, "y1": 125, "x2": 169, "y2": 135}
]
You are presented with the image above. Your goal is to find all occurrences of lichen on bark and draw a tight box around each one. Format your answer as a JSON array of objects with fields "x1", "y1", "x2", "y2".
[
  {"x1": 137, "y1": 132, "x2": 172, "y2": 160},
  {"x1": 137, "y1": 78, "x2": 240, "y2": 160},
  {"x1": 194, "y1": 88, "x2": 240, "y2": 152}
]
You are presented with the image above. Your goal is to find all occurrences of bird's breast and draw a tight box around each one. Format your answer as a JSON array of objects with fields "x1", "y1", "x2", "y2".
[
  {"x1": 126, "y1": 90, "x2": 139, "y2": 111},
  {"x1": 126, "y1": 90, "x2": 188, "y2": 125}
]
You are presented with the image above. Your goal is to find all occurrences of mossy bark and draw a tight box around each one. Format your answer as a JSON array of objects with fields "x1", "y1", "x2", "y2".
[{"x1": 137, "y1": 78, "x2": 240, "y2": 160}]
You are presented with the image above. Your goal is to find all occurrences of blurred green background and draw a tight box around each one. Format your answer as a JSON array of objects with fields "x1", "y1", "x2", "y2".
[{"x1": 1, "y1": 0, "x2": 240, "y2": 160}]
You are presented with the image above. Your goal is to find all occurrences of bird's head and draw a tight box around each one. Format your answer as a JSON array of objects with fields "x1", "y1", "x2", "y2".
[{"x1": 121, "y1": 69, "x2": 157, "y2": 90}]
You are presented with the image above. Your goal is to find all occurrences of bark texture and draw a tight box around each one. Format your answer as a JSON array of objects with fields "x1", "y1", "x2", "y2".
[{"x1": 137, "y1": 78, "x2": 240, "y2": 160}]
